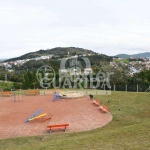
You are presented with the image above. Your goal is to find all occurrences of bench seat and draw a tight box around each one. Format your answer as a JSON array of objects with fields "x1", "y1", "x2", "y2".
[
  {"x1": 93, "y1": 99, "x2": 100, "y2": 106},
  {"x1": 99, "y1": 104, "x2": 108, "y2": 113},
  {"x1": 0, "y1": 91, "x2": 12, "y2": 97},
  {"x1": 26, "y1": 90, "x2": 39, "y2": 96},
  {"x1": 47, "y1": 124, "x2": 69, "y2": 132}
]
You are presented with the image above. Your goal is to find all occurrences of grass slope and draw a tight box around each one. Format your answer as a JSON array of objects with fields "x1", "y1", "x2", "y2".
[{"x1": 0, "y1": 91, "x2": 150, "y2": 150}]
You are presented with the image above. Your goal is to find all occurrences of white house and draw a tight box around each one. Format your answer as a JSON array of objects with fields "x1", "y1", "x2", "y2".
[{"x1": 84, "y1": 68, "x2": 93, "y2": 75}]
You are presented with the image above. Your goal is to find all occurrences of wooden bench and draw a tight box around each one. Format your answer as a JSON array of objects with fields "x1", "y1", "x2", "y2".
[
  {"x1": 93, "y1": 99, "x2": 100, "y2": 106},
  {"x1": 26, "y1": 90, "x2": 39, "y2": 96},
  {"x1": 0, "y1": 91, "x2": 12, "y2": 97},
  {"x1": 47, "y1": 124, "x2": 69, "y2": 132},
  {"x1": 99, "y1": 104, "x2": 108, "y2": 113}
]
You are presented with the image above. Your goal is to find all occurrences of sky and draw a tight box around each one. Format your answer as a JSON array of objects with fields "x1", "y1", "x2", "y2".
[{"x1": 0, "y1": 0, "x2": 150, "y2": 59}]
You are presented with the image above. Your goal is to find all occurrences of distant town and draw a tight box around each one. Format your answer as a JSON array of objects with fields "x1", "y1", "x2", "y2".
[
  {"x1": 0, "y1": 52, "x2": 150, "y2": 76},
  {"x1": 111, "y1": 57, "x2": 150, "y2": 76}
]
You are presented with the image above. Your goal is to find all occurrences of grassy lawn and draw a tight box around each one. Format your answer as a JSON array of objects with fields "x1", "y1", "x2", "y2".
[{"x1": 0, "y1": 91, "x2": 150, "y2": 150}]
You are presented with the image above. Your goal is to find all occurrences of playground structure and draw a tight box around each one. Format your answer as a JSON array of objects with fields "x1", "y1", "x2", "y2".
[
  {"x1": 0, "y1": 89, "x2": 23, "y2": 102},
  {"x1": 53, "y1": 90, "x2": 84, "y2": 101},
  {"x1": 12, "y1": 89, "x2": 24, "y2": 102},
  {"x1": 24, "y1": 109, "x2": 51, "y2": 123},
  {"x1": 53, "y1": 91, "x2": 61, "y2": 102}
]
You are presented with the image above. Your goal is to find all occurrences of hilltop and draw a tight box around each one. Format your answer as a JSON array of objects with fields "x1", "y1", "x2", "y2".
[
  {"x1": 5, "y1": 47, "x2": 98, "y2": 62},
  {"x1": 116, "y1": 52, "x2": 150, "y2": 58},
  {"x1": 2, "y1": 47, "x2": 112, "y2": 73}
]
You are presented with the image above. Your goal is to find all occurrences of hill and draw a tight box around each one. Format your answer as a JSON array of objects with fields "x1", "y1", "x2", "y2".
[
  {"x1": 116, "y1": 52, "x2": 150, "y2": 58},
  {"x1": 3, "y1": 47, "x2": 112, "y2": 72},
  {"x1": 5, "y1": 47, "x2": 98, "y2": 62},
  {"x1": 0, "y1": 59, "x2": 7, "y2": 62}
]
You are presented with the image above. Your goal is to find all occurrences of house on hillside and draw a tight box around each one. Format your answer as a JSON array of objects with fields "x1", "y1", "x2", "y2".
[
  {"x1": 84, "y1": 68, "x2": 93, "y2": 75},
  {"x1": 68, "y1": 66, "x2": 82, "y2": 76}
]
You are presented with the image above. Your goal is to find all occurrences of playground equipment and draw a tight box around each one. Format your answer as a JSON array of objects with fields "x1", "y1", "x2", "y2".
[
  {"x1": 24, "y1": 109, "x2": 51, "y2": 123},
  {"x1": 28, "y1": 113, "x2": 47, "y2": 121},
  {"x1": 24, "y1": 109, "x2": 42, "y2": 123},
  {"x1": 53, "y1": 91, "x2": 62, "y2": 102},
  {"x1": 12, "y1": 89, "x2": 23, "y2": 102},
  {"x1": 58, "y1": 90, "x2": 66, "y2": 97},
  {"x1": 53, "y1": 90, "x2": 84, "y2": 101}
]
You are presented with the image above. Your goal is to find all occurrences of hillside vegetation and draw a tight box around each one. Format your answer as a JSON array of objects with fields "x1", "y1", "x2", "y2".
[{"x1": 5, "y1": 47, "x2": 99, "y2": 62}]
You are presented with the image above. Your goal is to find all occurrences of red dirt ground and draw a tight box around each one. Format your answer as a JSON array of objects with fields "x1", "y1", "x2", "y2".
[{"x1": 0, "y1": 93, "x2": 112, "y2": 139}]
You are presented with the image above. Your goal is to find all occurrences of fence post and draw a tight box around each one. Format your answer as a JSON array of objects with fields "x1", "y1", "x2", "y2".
[
  {"x1": 137, "y1": 84, "x2": 138, "y2": 92},
  {"x1": 104, "y1": 85, "x2": 105, "y2": 91},
  {"x1": 5, "y1": 74, "x2": 7, "y2": 83},
  {"x1": 149, "y1": 85, "x2": 150, "y2": 92},
  {"x1": 114, "y1": 84, "x2": 115, "y2": 91},
  {"x1": 126, "y1": 84, "x2": 127, "y2": 91}
]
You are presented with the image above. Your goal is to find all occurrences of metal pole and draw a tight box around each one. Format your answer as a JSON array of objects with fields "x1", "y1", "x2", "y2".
[
  {"x1": 21, "y1": 89, "x2": 23, "y2": 102},
  {"x1": 13, "y1": 88, "x2": 16, "y2": 102},
  {"x1": 137, "y1": 84, "x2": 138, "y2": 92}
]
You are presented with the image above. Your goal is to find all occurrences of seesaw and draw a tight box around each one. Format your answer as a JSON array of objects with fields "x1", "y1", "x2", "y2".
[
  {"x1": 28, "y1": 113, "x2": 47, "y2": 121},
  {"x1": 24, "y1": 109, "x2": 42, "y2": 123},
  {"x1": 24, "y1": 109, "x2": 52, "y2": 123},
  {"x1": 58, "y1": 90, "x2": 65, "y2": 95}
]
